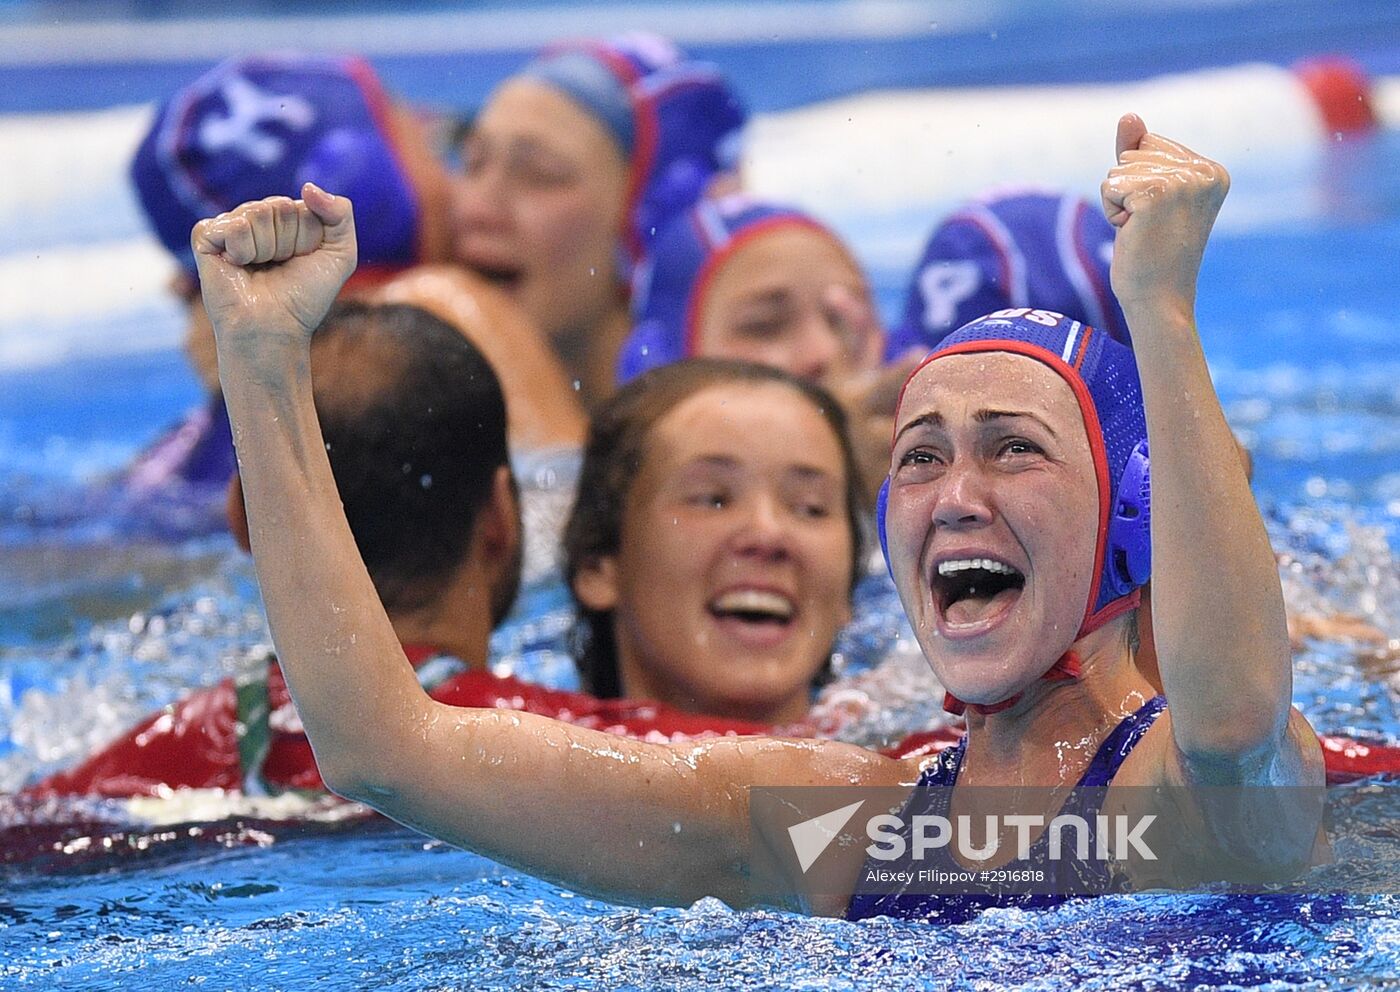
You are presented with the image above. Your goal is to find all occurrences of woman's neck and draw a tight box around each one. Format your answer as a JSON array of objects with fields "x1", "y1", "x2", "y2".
[
  {"x1": 552, "y1": 304, "x2": 631, "y2": 413},
  {"x1": 960, "y1": 621, "x2": 1157, "y2": 787}
]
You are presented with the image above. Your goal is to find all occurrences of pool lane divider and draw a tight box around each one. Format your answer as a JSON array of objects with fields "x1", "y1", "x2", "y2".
[{"x1": 745, "y1": 59, "x2": 1391, "y2": 229}]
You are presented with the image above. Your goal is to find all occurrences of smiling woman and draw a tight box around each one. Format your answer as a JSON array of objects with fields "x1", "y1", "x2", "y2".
[
  {"x1": 563, "y1": 359, "x2": 865, "y2": 723},
  {"x1": 189, "y1": 113, "x2": 1325, "y2": 922}
]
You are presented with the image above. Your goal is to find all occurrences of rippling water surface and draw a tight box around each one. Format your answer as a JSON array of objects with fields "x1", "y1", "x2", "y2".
[
  {"x1": 2, "y1": 206, "x2": 1397, "y2": 987},
  {"x1": 2, "y1": 8, "x2": 1399, "y2": 989}
]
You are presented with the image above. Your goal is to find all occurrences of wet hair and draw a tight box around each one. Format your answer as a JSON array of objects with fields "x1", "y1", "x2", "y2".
[
  {"x1": 563, "y1": 358, "x2": 865, "y2": 698},
  {"x1": 312, "y1": 301, "x2": 519, "y2": 622}
]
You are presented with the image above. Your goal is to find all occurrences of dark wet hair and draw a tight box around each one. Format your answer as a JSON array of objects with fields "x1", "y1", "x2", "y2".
[
  {"x1": 563, "y1": 358, "x2": 866, "y2": 698},
  {"x1": 312, "y1": 300, "x2": 519, "y2": 621}
]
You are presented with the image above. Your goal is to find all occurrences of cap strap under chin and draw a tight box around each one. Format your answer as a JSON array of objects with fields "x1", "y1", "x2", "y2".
[{"x1": 941, "y1": 650, "x2": 1082, "y2": 716}]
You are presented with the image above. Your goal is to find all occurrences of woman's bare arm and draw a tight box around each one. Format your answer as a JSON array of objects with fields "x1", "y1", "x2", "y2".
[
  {"x1": 1102, "y1": 116, "x2": 1322, "y2": 789},
  {"x1": 358, "y1": 715, "x2": 904, "y2": 909},
  {"x1": 192, "y1": 186, "x2": 911, "y2": 910}
]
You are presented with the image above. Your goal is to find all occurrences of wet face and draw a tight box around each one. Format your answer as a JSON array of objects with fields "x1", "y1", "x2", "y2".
[
  {"x1": 578, "y1": 382, "x2": 855, "y2": 723},
  {"x1": 451, "y1": 78, "x2": 631, "y2": 342},
  {"x1": 693, "y1": 225, "x2": 871, "y2": 382},
  {"x1": 885, "y1": 353, "x2": 1101, "y2": 705}
]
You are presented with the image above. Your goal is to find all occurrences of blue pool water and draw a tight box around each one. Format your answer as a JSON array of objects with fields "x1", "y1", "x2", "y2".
[{"x1": 3, "y1": 2, "x2": 1400, "y2": 988}]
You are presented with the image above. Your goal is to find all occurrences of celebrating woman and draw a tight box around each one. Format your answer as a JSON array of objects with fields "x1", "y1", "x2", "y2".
[{"x1": 189, "y1": 115, "x2": 1323, "y2": 918}]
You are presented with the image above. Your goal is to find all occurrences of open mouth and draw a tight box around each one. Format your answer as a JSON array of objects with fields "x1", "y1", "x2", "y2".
[
  {"x1": 469, "y1": 262, "x2": 524, "y2": 292},
  {"x1": 931, "y1": 557, "x2": 1025, "y2": 628},
  {"x1": 707, "y1": 588, "x2": 796, "y2": 631}
]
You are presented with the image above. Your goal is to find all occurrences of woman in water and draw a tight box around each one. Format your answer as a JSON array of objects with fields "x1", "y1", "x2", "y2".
[
  {"x1": 118, "y1": 52, "x2": 455, "y2": 534},
  {"x1": 619, "y1": 194, "x2": 919, "y2": 497},
  {"x1": 120, "y1": 51, "x2": 587, "y2": 536},
  {"x1": 452, "y1": 33, "x2": 746, "y2": 409},
  {"x1": 190, "y1": 114, "x2": 1323, "y2": 915},
  {"x1": 618, "y1": 196, "x2": 884, "y2": 384},
  {"x1": 32, "y1": 354, "x2": 864, "y2": 796},
  {"x1": 564, "y1": 358, "x2": 867, "y2": 725}
]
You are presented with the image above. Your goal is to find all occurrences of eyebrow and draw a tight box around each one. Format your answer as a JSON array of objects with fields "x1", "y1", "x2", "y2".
[
  {"x1": 682, "y1": 454, "x2": 836, "y2": 482},
  {"x1": 974, "y1": 408, "x2": 1059, "y2": 438},
  {"x1": 893, "y1": 412, "x2": 943, "y2": 446},
  {"x1": 685, "y1": 455, "x2": 740, "y2": 471},
  {"x1": 787, "y1": 464, "x2": 836, "y2": 484},
  {"x1": 731, "y1": 287, "x2": 792, "y2": 309},
  {"x1": 469, "y1": 131, "x2": 575, "y2": 168},
  {"x1": 893, "y1": 408, "x2": 1058, "y2": 445}
]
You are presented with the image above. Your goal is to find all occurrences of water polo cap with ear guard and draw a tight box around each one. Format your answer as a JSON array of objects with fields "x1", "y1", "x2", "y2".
[
  {"x1": 521, "y1": 32, "x2": 747, "y2": 281},
  {"x1": 131, "y1": 52, "x2": 424, "y2": 285},
  {"x1": 617, "y1": 195, "x2": 849, "y2": 382},
  {"x1": 876, "y1": 308, "x2": 1151, "y2": 714}
]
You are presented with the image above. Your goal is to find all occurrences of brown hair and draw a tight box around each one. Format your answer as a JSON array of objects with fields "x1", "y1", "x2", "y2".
[{"x1": 563, "y1": 358, "x2": 866, "y2": 697}]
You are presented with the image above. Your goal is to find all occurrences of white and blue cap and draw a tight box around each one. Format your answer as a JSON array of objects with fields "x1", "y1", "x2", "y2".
[
  {"x1": 521, "y1": 33, "x2": 748, "y2": 275},
  {"x1": 878, "y1": 308, "x2": 1150, "y2": 638},
  {"x1": 617, "y1": 195, "x2": 845, "y2": 382},
  {"x1": 131, "y1": 52, "x2": 423, "y2": 282},
  {"x1": 888, "y1": 189, "x2": 1130, "y2": 358}
]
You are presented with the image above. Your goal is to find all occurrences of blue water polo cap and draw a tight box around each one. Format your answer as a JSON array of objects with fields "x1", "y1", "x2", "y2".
[
  {"x1": 521, "y1": 49, "x2": 638, "y2": 156},
  {"x1": 131, "y1": 52, "x2": 423, "y2": 279},
  {"x1": 522, "y1": 33, "x2": 747, "y2": 272},
  {"x1": 888, "y1": 189, "x2": 1130, "y2": 358},
  {"x1": 879, "y1": 308, "x2": 1150, "y2": 635},
  {"x1": 617, "y1": 195, "x2": 840, "y2": 382}
]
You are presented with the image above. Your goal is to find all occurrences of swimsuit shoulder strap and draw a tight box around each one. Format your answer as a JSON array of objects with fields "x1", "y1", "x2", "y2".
[
  {"x1": 916, "y1": 736, "x2": 967, "y2": 788},
  {"x1": 916, "y1": 694, "x2": 1165, "y2": 791},
  {"x1": 1079, "y1": 694, "x2": 1167, "y2": 788}
]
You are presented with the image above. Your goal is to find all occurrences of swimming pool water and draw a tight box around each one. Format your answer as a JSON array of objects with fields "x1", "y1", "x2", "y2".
[
  {"x1": 2, "y1": 2, "x2": 1400, "y2": 988},
  {"x1": 2, "y1": 204, "x2": 1396, "y2": 992},
  {"x1": 2, "y1": 807, "x2": 1398, "y2": 990}
]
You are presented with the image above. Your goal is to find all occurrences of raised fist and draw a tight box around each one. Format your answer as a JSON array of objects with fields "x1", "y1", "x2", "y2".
[
  {"x1": 1102, "y1": 114, "x2": 1229, "y2": 316},
  {"x1": 191, "y1": 183, "x2": 358, "y2": 355}
]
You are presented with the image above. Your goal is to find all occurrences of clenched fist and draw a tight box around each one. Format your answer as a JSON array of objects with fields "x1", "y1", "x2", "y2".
[
  {"x1": 192, "y1": 183, "x2": 358, "y2": 359},
  {"x1": 1102, "y1": 114, "x2": 1229, "y2": 319}
]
